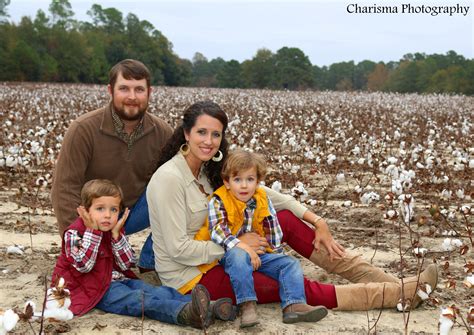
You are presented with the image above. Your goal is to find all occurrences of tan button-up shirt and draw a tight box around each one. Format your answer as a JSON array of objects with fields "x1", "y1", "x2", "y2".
[{"x1": 147, "y1": 152, "x2": 307, "y2": 289}]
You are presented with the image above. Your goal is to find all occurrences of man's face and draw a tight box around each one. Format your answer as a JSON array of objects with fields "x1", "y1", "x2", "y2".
[{"x1": 108, "y1": 72, "x2": 151, "y2": 121}]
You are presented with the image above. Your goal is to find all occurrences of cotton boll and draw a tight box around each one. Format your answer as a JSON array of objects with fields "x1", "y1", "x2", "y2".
[
  {"x1": 0, "y1": 309, "x2": 19, "y2": 334},
  {"x1": 271, "y1": 181, "x2": 282, "y2": 193},
  {"x1": 336, "y1": 173, "x2": 345, "y2": 183}
]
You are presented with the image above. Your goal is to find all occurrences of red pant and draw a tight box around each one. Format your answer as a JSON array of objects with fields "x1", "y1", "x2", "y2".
[{"x1": 198, "y1": 210, "x2": 338, "y2": 309}]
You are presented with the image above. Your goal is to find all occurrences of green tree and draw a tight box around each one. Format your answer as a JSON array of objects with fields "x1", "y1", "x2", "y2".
[
  {"x1": 0, "y1": 0, "x2": 10, "y2": 21},
  {"x1": 242, "y1": 48, "x2": 275, "y2": 88},
  {"x1": 273, "y1": 47, "x2": 313, "y2": 90},
  {"x1": 216, "y1": 60, "x2": 243, "y2": 88},
  {"x1": 48, "y1": 0, "x2": 75, "y2": 29}
]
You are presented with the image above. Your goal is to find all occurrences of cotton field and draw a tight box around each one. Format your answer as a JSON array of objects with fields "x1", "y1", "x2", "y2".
[{"x1": 0, "y1": 82, "x2": 473, "y2": 333}]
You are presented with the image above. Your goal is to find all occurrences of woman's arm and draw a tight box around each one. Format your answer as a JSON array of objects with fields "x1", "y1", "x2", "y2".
[
  {"x1": 148, "y1": 170, "x2": 223, "y2": 266},
  {"x1": 264, "y1": 186, "x2": 345, "y2": 260}
]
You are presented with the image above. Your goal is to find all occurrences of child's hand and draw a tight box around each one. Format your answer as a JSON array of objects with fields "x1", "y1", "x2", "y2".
[
  {"x1": 77, "y1": 206, "x2": 99, "y2": 230},
  {"x1": 112, "y1": 208, "x2": 129, "y2": 240},
  {"x1": 237, "y1": 242, "x2": 261, "y2": 271}
]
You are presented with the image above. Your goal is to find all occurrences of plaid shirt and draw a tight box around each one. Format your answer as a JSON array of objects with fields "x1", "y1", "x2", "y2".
[
  {"x1": 208, "y1": 195, "x2": 283, "y2": 253},
  {"x1": 64, "y1": 228, "x2": 136, "y2": 280},
  {"x1": 111, "y1": 109, "x2": 144, "y2": 151}
]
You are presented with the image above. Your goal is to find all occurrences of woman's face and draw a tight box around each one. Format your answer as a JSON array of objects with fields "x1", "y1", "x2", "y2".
[{"x1": 184, "y1": 114, "x2": 224, "y2": 164}]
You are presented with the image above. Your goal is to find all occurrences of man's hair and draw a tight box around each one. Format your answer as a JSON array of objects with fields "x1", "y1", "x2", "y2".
[
  {"x1": 109, "y1": 59, "x2": 151, "y2": 90},
  {"x1": 81, "y1": 179, "x2": 123, "y2": 210},
  {"x1": 221, "y1": 149, "x2": 267, "y2": 181}
]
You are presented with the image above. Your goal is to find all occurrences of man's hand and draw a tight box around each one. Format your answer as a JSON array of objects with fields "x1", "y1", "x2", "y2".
[
  {"x1": 236, "y1": 242, "x2": 262, "y2": 270},
  {"x1": 238, "y1": 232, "x2": 268, "y2": 255},
  {"x1": 112, "y1": 208, "x2": 129, "y2": 240},
  {"x1": 77, "y1": 206, "x2": 98, "y2": 230}
]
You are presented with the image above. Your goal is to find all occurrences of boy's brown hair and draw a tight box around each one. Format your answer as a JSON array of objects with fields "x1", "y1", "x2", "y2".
[
  {"x1": 221, "y1": 149, "x2": 267, "y2": 181},
  {"x1": 109, "y1": 59, "x2": 151, "y2": 91},
  {"x1": 81, "y1": 179, "x2": 124, "y2": 210}
]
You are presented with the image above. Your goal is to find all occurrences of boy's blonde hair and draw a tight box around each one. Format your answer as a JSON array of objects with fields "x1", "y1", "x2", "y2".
[
  {"x1": 81, "y1": 179, "x2": 123, "y2": 210},
  {"x1": 221, "y1": 149, "x2": 267, "y2": 181}
]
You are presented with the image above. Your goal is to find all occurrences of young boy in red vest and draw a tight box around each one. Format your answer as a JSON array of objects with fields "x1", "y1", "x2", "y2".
[
  {"x1": 207, "y1": 150, "x2": 328, "y2": 328},
  {"x1": 52, "y1": 179, "x2": 234, "y2": 329}
]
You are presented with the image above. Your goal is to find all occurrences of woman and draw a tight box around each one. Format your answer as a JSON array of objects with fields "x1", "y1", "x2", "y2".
[{"x1": 146, "y1": 101, "x2": 438, "y2": 311}]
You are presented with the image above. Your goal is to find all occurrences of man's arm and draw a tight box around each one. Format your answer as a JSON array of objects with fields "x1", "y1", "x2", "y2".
[{"x1": 51, "y1": 121, "x2": 93, "y2": 236}]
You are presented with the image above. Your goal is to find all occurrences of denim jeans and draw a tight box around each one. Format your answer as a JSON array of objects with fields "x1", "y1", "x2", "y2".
[
  {"x1": 220, "y1": 247, "x2": 306, "y2": 308},
  {"x1": 123, "y1": 190, "x2": 155, "y2": 269},
  {"x1": 95, "y1": 279, "x2": 191, "y2": 324}
]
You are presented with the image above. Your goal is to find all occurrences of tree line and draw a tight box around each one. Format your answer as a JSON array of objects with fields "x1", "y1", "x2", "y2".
[{"x1": 1, "y1": 0, "x2": 473, "y2": 94}]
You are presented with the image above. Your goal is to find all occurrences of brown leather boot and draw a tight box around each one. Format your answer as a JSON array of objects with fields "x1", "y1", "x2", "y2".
[
  {"x1": 282, "y1": 304, "x2": 328, "y2": 324},
  {"x1": 178, "y1": 284, "x2": 213, "y2": 329},
  {"x1": 334, "y1": 264, "x2": 438, "y2": 311},
  {"x1": 239, "y1": 301, "x2": 259, "y2": 328},
  {"x1": 309, "y1": 249, "x2": 398, "y2": 284},
  {"x1": 400, "y1": 264, "x2": 438, "y2": 310},
  {"x1": 211, "y1": 298, "x2": 237, "y2": 321}
]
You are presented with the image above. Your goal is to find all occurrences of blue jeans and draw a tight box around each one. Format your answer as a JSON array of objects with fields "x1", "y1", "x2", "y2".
[
  {"x1": 220, "y1": 247, "x2": 306, "y2": 308},
  {"x1": 96, "y1": 279, "x2": 191, "y2": 325},
  {"x1": 123, "y1": 190, "x2": 155, "y2": 269}
]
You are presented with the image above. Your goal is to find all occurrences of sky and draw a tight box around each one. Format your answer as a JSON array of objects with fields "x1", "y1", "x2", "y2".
[{"x1": 5, "y1": 0, "x2": 474, "y2": 66}]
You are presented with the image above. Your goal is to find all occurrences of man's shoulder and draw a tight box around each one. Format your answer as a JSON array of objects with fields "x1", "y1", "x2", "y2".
[
  {"x1": 74, "y1": 107, "x2": 106, "y2": 123},
  {"x1": 145, "y1": 113, "x2": 172, "y2": 132}
]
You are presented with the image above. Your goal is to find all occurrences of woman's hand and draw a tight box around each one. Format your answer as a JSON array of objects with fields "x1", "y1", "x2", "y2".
[
  {"x1": 312, "y1": 219, "x2": 345, "y2": 261},
  {"x1": 112, "y1": 208, "x2": 129, "y2": 240},
  {"x1": 77, "y1": 206, "x2": 98, "y2": 230},
  {"x1": 236, "y1": 242, "x2": 261, "y2": 270},
  {"x1": 238, "y1": 232, "x2": 269, "y2": 255}
]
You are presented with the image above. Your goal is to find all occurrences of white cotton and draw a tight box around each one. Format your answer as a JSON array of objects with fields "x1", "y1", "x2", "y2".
[
  {"x1": 455, "y1": 189, "x2": 465, "y2": 199},
  {"x1": 327, "y1": 153, "x2": 336, "y2": 165},
  {"x1": 441, "y1": 238, "x2": 454, "y2": 251},
  {"x1": 271, "y1": 181, "x2": 282, "y2": 193},
  {"x1": 464, "y1": 274, "x2": 474, "y2": 288},
  {"x1": 342, "y1": 200, "x2": 352, "y2": 207},
  {"x1": 336, "y1": 173, "x2": 345, "y2": 183},
  {"x1": 360, "y1": 191, "x2": 380, "y2": 205},
  {"x1": 413, "y1": 247, "x2": 428, "y2": 257},
  {"x1": 42, "y1": 308, "x2": 73, "y2": 321},
  {"x1": 438, "y1": 315, "x2": 454, "y2": 335},
  {"x1": 417, "y1": 283, "x2": 432, "y2": 300},
  {"x1": 451, "y1": 239, "x2": 463, "y2": 248},
  {"x1": 0, "y1": 309, "x2": 19, "y2": 334},
  {"x1": 441, "y1": 189, "x2": 452, "y2": 200},
  {"x1": 6, "y1": 245, "x2": 24, "y2": 255}
]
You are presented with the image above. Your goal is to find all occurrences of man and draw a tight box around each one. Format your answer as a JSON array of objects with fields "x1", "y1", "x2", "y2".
[{"x1": 51, "y1": 59, "x2": 172, "y2": 271}]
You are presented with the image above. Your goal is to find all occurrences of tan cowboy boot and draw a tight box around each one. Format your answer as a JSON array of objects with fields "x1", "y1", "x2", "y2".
[
  {"x1": 239, "y1": 301, "x2": 259, "y2": 328},
  {"x1": 282, "y1": 303, "x2": 328, "y2": 324},
  {"x1": 334, "y1": 264, "x2": 438, "y2": 311},
  {"x1": 309, "y1": 248, "x2": 398, "y2": 284}
]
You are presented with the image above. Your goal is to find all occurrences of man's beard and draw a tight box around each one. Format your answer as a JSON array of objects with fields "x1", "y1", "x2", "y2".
[{"x1": 113, "y1": 100, "x2": 147, "y2": 121}]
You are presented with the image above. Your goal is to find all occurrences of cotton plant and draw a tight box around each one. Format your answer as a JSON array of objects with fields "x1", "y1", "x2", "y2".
[
  {"x1": 291, "y1": 181, "x2": 308, "y2": 202},
  {"x1": 40, "y1": 278, "x2": 73, "y2": 321}
]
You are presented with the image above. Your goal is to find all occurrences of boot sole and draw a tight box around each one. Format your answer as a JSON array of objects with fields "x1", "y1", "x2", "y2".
[
  {"x1": 192, "y1": 284, "x2": 212, "y2": 328},
  {"x1": 240, "y1": 320, "x2": 260, "y2": 328},
  {"x1": 213, "y1": 298, "x2": 237, "y2": 321},
  {"x1": 282, "y1": 306, "x2": 328, "y2": 324}
]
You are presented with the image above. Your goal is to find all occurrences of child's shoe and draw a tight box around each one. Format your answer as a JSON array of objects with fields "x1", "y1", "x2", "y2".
[
  {"x1": 282, "y1": 304, "x2": 328, "y2": 324},
  {"x1": 239, "y1": 301, "x2": 259, "y2": 328}
]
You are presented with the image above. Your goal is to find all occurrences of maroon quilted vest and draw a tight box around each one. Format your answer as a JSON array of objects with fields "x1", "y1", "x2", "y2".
[{"x1": 51, "y1": 218, "x2": 137, "y2": 316}]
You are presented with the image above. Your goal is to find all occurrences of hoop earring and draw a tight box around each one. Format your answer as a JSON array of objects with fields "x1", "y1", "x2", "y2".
[
  {"x1": 212, "y1": 150, "x2": 223, "y2": 162},
  {"x1": 179, "y1": 143, "x2": 190, "y2": 156}
]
